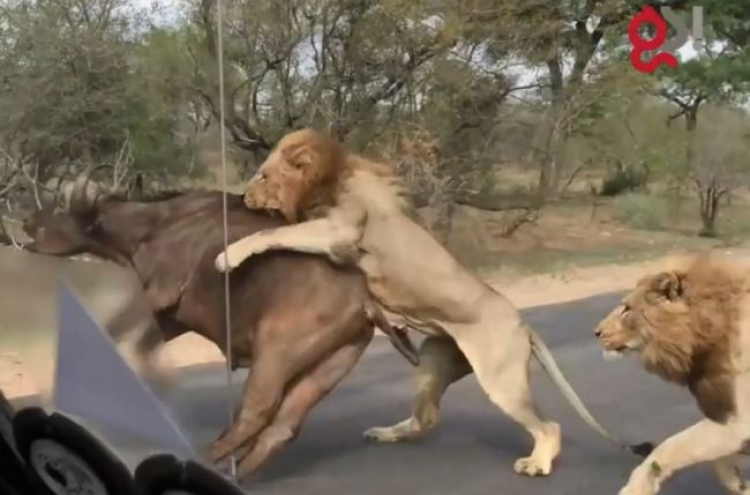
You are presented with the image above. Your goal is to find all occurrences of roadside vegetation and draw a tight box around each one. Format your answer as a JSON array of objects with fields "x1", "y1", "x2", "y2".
[{"x1": 1, "y1": 0, "x2": 749, "y2": 272}]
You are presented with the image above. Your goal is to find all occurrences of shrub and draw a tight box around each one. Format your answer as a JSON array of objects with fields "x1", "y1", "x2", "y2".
[
  {"x1": 600, "y1": 166, "x2": 648, "y2": 196},
  {"x1": 612, "y1": 193, "x2": 668, "y2": 231}
]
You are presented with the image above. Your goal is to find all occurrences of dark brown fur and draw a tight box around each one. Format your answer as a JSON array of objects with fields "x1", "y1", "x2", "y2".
[{"x1": 14, "y1": 188, "x2": 418, "y2": 479}]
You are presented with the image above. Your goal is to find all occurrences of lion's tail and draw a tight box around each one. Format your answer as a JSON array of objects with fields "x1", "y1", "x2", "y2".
[{"x1": 527, "y1": 326, "x2": 654, "y2": 458}]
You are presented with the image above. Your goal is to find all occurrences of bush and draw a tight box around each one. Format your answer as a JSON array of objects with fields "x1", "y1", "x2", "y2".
[
  {"x1": 612, "y1": 193, "x2": 668, "y2": 231},
  {"x1": 599, "y1": 166, "x2": 648, "y2": 196}
]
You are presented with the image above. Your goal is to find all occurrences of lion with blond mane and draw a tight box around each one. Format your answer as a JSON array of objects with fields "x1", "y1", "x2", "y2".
[
  {"x1": 594, "y1": 254, "x2": 750, "y2": 495},
  {"x1": 213, "y1": 128, "x2": 649, "y2": 476}
]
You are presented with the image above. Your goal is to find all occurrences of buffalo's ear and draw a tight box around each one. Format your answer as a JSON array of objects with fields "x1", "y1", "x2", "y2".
[{"x1": 650, "y1": 271, "x2": 683, "y2": 301}]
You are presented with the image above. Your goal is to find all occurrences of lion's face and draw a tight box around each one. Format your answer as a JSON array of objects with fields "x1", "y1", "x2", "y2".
[
  {"x1": 244, "y1": 129, "x2": 340, "y2": 222},
  {"x1": 244, "y1": 148, "x2": 309, "y2": 223},
  {"x1": 594, "y1": 272, "x2": 688, "y2": 359}
]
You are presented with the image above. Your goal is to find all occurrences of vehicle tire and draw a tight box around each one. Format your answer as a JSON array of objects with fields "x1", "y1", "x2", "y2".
[
  {"x1": 134, "y1": 453, "x2": 245, "y2": 495},
  {"x1": 12, "y1": 407, "x2": 136, "y2": 495}
]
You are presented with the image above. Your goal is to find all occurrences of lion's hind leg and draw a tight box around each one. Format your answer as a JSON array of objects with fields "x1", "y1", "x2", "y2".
[
  {"x1": 234, "y1": 326, "x2": 372, "y2": 478},
  {"x1": 364, "y1": 336, "x2": 471, "y2": 442},
  {"x1": 209, "y1": 308, "x2": 361, "y2": 465},
  {"x1": 453, "y1": 320, "x2": 561, "y2": 477}
]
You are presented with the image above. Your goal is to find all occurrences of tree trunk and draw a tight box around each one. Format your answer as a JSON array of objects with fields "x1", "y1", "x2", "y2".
[
  {"x1": 698, "y1": 182, "x2": 721, "y2": 238},
  {"x1": 535, "y1": 58, "x2": 567, "y2": 206},
  {"x1": 536, "y1": 120, "x2": 566, "y2": 205},
  {"x1": 685, "y1": 108, "x2": 698, "y2": 169}
]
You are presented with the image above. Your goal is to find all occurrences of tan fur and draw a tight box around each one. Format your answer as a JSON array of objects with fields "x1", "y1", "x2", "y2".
[
  {"x1": 594, "y1": 254, "x2": 750, "y2": 495},
  {"x1": 217, "y1": 128, "x2": 641, "y2": 477}
]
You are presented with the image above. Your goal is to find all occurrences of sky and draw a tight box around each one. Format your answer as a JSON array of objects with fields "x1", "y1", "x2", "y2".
[
  {"x1": 128, "y1": 0, "x2": 701, "y2": 61},
  {"x1": 133, "y1": 0, "x2": 178, "y2": 9}
]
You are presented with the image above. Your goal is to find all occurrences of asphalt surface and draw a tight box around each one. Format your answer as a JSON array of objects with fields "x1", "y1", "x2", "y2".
[{"x1": 10, "y1": 291, "x2": 729, "y2": 495}]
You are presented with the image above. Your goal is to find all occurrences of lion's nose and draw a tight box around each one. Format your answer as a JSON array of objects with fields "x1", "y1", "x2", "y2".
[{"x1": 594, "y1": 327, "x2": 602, "y2": 338}]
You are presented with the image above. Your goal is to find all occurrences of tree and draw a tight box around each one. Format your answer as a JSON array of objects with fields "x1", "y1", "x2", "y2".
[
  {"x1": 0, "y1": 0, "x2": 200, "y2": 208},
  {"x1": 648, "y1": 0, "x2": 750, "y2": 235},
  {"x1": 688, "y1": 106, "x2": 750, "y2": 237},
  {"x1": 186, "y1": 0, "x2": 459, "y2": 165},
  {"x1": 467, "y1": 0, "x2": 651, "y2": 203}
]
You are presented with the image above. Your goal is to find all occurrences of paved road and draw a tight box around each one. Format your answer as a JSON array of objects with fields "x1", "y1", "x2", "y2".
[{"x1": 11, "y1": 292, "x2": 723, "y2": 495}]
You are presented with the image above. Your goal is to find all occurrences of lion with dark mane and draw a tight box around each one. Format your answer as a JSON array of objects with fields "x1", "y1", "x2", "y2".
[
  {"x1": 594, "y1": 254, "x2": 750, "y2": 495},
  {"x1": 212, "y1": 128, "x2": 649, "y2": 477}
]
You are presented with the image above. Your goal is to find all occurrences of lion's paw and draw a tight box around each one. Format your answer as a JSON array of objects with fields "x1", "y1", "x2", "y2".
[
  {"x1": 363, "y1": 426, "x2": 405, "y2": 443},
  {"x1": 215, "y1": 251, "x2": 237, "y2": 273},
  {"x1": 618, "y1": 478, "x2": 657, "y2": 495},
  {"x1": 513, "y1": 456, "x2": 552, "y2": 477}
]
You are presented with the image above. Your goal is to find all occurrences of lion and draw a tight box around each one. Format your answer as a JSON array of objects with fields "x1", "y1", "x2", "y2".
[
  {"x1": 213, "y1": 128, "x2": 650, "y2": 477},
  {"x1": 594, "y1": 254, "x2": 750, "y2": 495}
]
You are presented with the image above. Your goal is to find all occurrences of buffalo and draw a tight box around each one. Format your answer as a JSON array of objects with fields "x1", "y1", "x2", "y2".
[{"x1": 7, "y1": 169, "x2": 418, "y2": 479}]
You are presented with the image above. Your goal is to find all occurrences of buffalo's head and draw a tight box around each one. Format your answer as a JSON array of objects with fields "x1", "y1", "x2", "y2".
[{"x1": 20, "y1": 165, "x2": 122, "y2": 259}]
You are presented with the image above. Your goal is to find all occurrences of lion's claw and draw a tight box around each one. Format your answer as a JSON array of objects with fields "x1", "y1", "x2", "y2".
[
  {"x1": 363, "y1": 426, "x2": 405, "y2": 443},
  {"x1": 513, "y1": 456, "x2": 552, "y2": 477}
]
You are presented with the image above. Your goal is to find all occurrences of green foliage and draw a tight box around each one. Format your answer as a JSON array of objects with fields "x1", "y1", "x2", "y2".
[
  {"x1": 125, "y1": 28, "x2": 197, "y2": 179},
  {"x1": 0, "y1": 2, "x2": 135, "y2": 169},
  {"x1": 0, "y1": 1, "x2": 198, "y2": 189},
  {"x1": 612, "y1": 193, "x2": 669, "y2": 231},
  {"x1": 0, "y1": 0, "x2": 749, "y2": 223},
  {"x1": 652, "y1": 0, "x2": 750, "y2": 119}
]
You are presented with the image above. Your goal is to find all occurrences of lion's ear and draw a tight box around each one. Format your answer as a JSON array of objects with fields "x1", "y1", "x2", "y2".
[
  {"x1": 282, "y1": 144, "x2": 315, "y2": 170},
  {"x1": 650, "y1": 271, "x2": 683, "y2": 301}
]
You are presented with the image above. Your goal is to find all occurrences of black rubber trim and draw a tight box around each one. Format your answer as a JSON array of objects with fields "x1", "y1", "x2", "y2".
[
  {"x1": 0, "y1": 392, "x2": 35, "y2": 495},
  {"x1": 12, "y1": 407, "x2": 137, "y2": 495},
  {"x1": 0, "y1": 472, "x2": 27, "y2": 495},
  {"x1": 0, "y1": 390, "x2": 17, "y2": 451},
  {"x1": 134, "y1": 453, "x2": 245, "y2": 495}
]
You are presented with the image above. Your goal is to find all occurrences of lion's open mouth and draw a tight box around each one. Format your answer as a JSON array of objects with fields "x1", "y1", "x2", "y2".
[
  {"x1": 602, "y1": 349, "x2": 625, "y2": 361},
  {"x1": 601, "y1": 340, "x2": 639, "y2": 361},
  {"x1": 246, "y1": 195, "x2": 279, "y2": 210}
]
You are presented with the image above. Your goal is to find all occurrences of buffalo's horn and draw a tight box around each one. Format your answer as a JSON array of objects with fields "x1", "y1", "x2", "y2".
[{"x1": 69, "y1": 164, "x2": 113, "y2": 213}]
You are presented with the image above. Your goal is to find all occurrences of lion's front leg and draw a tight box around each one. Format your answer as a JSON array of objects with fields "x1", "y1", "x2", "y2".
[
  {"x1": 215, "y1": 232, "x2": 272, "y2": 272},
  {"x1": 619, "y1": 419, "x2": 746, "y2": 495},
  {"x1": 215, "y1": 214, "x2": 363, "y2": 272}
]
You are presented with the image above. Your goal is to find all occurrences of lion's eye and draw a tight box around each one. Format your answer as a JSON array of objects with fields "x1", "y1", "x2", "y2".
[
  {"x1": 257, "y1": 173, "x2": 266, "y2": 182},
  {"x1": 621, "y1": 305, "x2": 631, "y2": 317}
]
